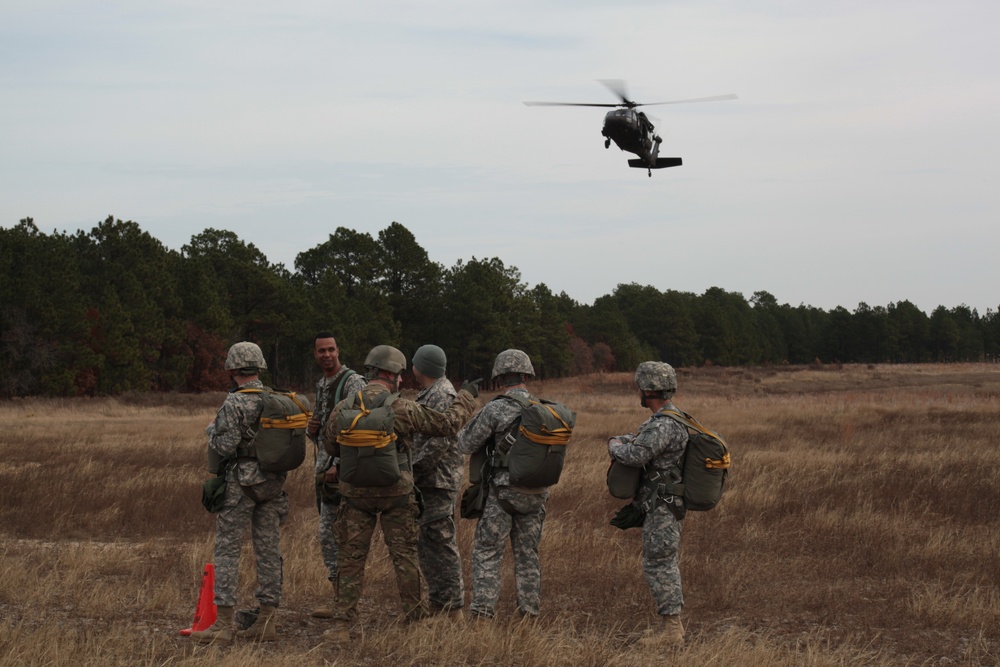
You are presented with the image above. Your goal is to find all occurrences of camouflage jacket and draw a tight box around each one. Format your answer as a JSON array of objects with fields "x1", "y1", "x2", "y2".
[
  {"x1": 206, "y1": 379, "x2": 285, "y2": 486},
  {"x1": 456, "y1": 387, "x2": 531, "y2": 488},
  {"x1": 608, "y1": 402, "x2": 688, "y2": 503},
  {"x1": 412, "y1": 375, "x2": 463, "y2": 491},
  {"x1": 311, "y1": 367, "x2": 367, "y2": 475},
  {"x1": 323, "y1": 382, "x2": 477, "y2": 498}
]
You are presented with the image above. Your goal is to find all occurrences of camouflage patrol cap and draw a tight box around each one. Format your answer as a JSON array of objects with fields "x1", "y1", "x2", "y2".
[
  {"x1": 412, "y1": 344, "x2": 446, "y2": 379},
  {"x1": 225, "y1": 342, "x2": 267, "y2": 371},
  {"x1": 364, "y1": 345, "x2": 407, "y2": 374},
  {"x1": 491, "y1": 349, "x2": 534, "y2": 379},
  {"x1": 635, "y1": 361, "x2": 677, "y2": 392}
]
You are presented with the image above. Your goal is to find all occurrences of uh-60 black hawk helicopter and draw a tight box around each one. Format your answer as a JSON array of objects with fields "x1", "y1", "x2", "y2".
[{"x1": 524, "y1": 80, "x2": 737, "y2": 177}]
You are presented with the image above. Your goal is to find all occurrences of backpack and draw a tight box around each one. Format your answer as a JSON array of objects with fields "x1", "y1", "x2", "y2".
[
  {"x1": 336, "y1": 390, "x2": 405, "y2": 487},
  {"x1": 607, "y1": 408, "x2": 730, "y2": 512},
  {"x1": 234, "y1": 388, "x2": 311, "y2": 473},
  {"x1": 490, "y1": 394, "x2": 577, "y2": 488}
]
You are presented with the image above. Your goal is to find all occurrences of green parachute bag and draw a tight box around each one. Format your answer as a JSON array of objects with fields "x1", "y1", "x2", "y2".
[
  {"x1": 495, "y1": 394, "x2": 576, "y2": 488},
  {"x1": 658, "y1": 408, "x2": 731, "y2": 512},
  {"x1": 236, "y1": 388, "x2": 311, "y2": 473},
  {"x1": 336, "y1": 391, "x2": 404, "y2": 487}
]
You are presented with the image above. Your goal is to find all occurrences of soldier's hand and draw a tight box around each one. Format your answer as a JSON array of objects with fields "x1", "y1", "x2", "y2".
[
  {"x1": 461, "y1": 378, "x2": 483, "y2": 398},
  {"x1": 324, "y1": 467, "x2": 339, "y2": 484},
  {"x1": 307, "y1": 415, "x2": 320, "y2": 437}
]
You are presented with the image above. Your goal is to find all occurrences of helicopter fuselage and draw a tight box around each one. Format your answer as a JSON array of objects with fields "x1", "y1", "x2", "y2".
[{"x1": 602, "y1": 108, "x2": 661, "y2": 165}]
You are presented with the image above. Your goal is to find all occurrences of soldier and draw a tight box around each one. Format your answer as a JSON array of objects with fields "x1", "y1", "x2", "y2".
[
  {"x1": 607, "y1": 361, "x2": 688, "y2": 647},
  {"x1": 306, "y1": 332, "x2": 367, "y2": 619},
  {"x1": 192, "y1": 342, "x2": 292, "y2": 645},
  {"x1": 410, "y1": 344, "x2": 464, "y2": 618},
  {"x1": 320, "y1": 345, "x2": 481, "y2": 642},
  {"x1": 457, "y1": 349, "x2": 548, "y2": 620}
]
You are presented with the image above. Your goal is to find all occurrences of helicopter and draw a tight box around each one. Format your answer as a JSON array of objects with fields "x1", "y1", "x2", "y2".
[{"x1": 524, "y1": 80, "x2": 737, "y2": 177}]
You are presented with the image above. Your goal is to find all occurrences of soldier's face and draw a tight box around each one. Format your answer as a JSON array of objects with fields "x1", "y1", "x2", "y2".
[{"x1": 314, "y1": 338, "x2": 340, "y2": 373}]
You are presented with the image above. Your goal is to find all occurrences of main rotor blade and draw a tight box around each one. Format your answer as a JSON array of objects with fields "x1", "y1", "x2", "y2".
[
  {"x1": 523, "y1": 101, "x2": 621, "y2": 107},
  {"x1": 598, "y1": 79, "x2": 632, "y2": 106},
  {"x1": 636, "y1": 94, "x2": 739, "y2": 107}
]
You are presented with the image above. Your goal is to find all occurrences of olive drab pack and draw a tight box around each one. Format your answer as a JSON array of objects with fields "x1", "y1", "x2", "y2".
[
  {"x1": 492, "y1": 394, "x2": 576, "y2": 488},
  {"x1": 336, "y1": 391, "x2": 405, "y2": 487},
  {"x1": 606, "y1": 408, "x2": 730, "y2": 512},
  {"x1": 234, "y1": 388, "x2": 311, "y2": 472}
]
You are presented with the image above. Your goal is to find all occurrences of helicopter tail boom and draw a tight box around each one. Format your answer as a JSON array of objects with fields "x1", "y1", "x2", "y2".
[{"x1": 628, "y1": 157, "x2": 683, "y2": 169}]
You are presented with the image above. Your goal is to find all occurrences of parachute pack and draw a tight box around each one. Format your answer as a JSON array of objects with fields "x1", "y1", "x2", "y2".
[
  {"x1": 233, "y1": 388, "x2": 311, "y2": 473},
  {"x1": 491, "y1": 393, "x2": 577, "y2": 488},
  {"x1": 607, "y1": 407, "x2": 730, "y2": 513},
  {"x1": 336, "y1": 391, "x2": 407, "y2": 487}
]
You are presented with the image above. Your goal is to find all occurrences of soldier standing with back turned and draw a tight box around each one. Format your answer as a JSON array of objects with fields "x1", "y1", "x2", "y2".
[
  {"x1": 411, "y1": 344, "x2": 465, "y2": 618},
  {"x1": 307, "y1": 332, "x2": 366, "y2": 619},
  {"x1": 457, "y1": 349, "x2": 549, "y2": 620},
  {"x1": 192, "y1": 342, "x2": 290, "y2": 645},
  {"x1": 608, "y1": 361, "x2": 688, "y2": 647}
]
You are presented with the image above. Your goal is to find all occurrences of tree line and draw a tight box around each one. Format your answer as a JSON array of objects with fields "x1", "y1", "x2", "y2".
[{"x1": 1, "y1": 216, "x2": 997, "y2": 397}]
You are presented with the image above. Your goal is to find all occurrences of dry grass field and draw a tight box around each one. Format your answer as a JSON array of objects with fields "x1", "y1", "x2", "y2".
[{"x1": 1, "y1": 364, "x2": 999, "y2": 666}]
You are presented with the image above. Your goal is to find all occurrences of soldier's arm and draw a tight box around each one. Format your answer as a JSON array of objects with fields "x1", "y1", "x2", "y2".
[
  {"x1": 456, "y1": 405, "x2": 495, "y2": 455},
  {"x1": 610, "y1": 418, "x2": 686, "y2": 466},
  {"x1": 208, "y1": 400, "x2": 246, "y2": 459},
  {"x1": 397, "y1": 390, "x2": 477, "y2": 438}
]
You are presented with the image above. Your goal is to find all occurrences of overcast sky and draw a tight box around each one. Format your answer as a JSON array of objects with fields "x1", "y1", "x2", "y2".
[{"x1": 2, "y1": 1, "x2": 998, "y2": 315}]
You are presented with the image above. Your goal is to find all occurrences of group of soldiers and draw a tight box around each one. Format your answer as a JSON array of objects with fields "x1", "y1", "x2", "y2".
[{"x1": 191, "y1": 336, "x2": 689, "y2": 649}]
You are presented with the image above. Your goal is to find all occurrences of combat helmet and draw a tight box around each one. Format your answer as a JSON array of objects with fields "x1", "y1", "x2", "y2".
[
  {"x1": 364, "y1": 345, "x2": 407, "y2": 375},
  {"x1": 225, "y1": 342, "x2": 267, "y2": 372},
  {"x1": 634, "y1": 361, "x2": 677, "y2": 394},
  {"x1": 491, "y1": 349, "x2": 534, "y2": 379}
]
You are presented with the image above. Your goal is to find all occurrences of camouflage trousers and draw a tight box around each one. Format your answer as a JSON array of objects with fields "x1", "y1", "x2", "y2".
[
  {"x1": 318, "y1": 498, "x2": 338, "y2": 581},
  {"x1": 332, "y1": 494, "x2": 427, "y2": 622},
  {"x1": 469, "y1": 485, "x2": 548, "y2": 618},
  {"x1": 643, "y1": 502, "x2": 684, "y2": 616},
  {"x1": 212, "y1": 477, "x2": 289, "y2": 608},
  {"x1": 417, "y1": 487, "x2": 464, "y2": 611}
]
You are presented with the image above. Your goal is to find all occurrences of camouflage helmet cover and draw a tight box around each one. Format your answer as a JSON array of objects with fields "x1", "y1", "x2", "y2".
[
  {"x1": 634, "y1": 361, "x2": 677, "y2": 393},
  {"x1": 225, "y1": 341, "x2": 267, "y2": 371},
  {"x1": 491, "y1": 349, "x2": 534, "y2": 379},
  {"x1": 364, "y1": 344, "x2": 407, "y2": 374}
]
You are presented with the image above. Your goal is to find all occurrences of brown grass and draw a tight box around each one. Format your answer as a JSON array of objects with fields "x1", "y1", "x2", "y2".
[{"x1": 1, "y1": 364, "x2": 999, "y2": 665}]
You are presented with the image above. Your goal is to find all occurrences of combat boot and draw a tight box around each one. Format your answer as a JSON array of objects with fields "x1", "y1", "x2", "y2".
[
  {"x1": 236, "y1": 604, "x2": 277, "y2": 641},
  {"x1": 191, "y1": 605, "x2": 234, "y2": 645},
  {"x1": 322, "y1": 619, "x2": 350, "y2": 643},
  {"x1": 639, "y1": 614, "x2": 684, "y2": 648},
  {"x1": 311, "y1": 582, "x2": 335, "y2": 618}
]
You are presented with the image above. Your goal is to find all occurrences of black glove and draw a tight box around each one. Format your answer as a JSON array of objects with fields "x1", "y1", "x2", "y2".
[{"x1": 461, "y1": 378, "x2": 483, "y2": 398}]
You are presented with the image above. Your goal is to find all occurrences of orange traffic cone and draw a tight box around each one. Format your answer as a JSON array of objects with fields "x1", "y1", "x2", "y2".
[{"x1": 179, "y1": 563, "x2": 217, "y2": 636}]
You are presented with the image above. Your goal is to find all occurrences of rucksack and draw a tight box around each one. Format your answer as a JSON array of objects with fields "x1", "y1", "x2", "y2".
[
  {"x1": 606, "y1": 408, "x2": 730, "y2": 512},
  {"x1": 490, "y1": 393, "x2": 577, "y2": 488},
  {"x1": 234, "y1": 388, "x2": 311, "y2": 472},
  {"x1": 336, "y1": 390, "x2": 405, "y2": 487}
]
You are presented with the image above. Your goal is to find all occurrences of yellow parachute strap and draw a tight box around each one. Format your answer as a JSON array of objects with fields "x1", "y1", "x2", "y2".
[
  {"x1": 659, "y1": 408, "x2": 731, "y2": 470},
  {"x1": 337, "y1": 430, "x2": 397, "y2": 449},
  {"x1": 336, "y1": 391, "x2": 397, "y2": 448},
  {"x1": 520, "y1": 400, "x2": 572, "y2": 446},
  {"x1": 236, "y1": 389, "x2": 313, "y2": 429}
]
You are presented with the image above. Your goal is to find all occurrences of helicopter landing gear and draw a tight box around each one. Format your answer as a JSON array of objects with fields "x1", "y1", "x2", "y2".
[{"x1": 605, "y1": 138, "x2": 611, "y2": 149}]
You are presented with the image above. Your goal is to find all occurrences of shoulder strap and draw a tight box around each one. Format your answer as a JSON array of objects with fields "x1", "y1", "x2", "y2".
[
  {"x1": 333, "y1": 369, "x2": 357, "y2": 405},
  {"x1": 657, "y1": 408, "x2": 729, "y2": 449}
]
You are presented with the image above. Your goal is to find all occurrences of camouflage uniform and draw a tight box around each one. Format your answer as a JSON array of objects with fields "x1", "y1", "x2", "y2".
[
  {"x1": 206, "y1": 379, "x2": 289, "y2": 608},
  {"x1": 322, "y1": 383, "x2": 477, "y2": 622},
  {"x1": 457, "y1": 388, "x2": 549, "y2": 618},
  {"x1": 412, "y1": 375, "x2": 464, "y2": 612},
  {"x1": 608, "y1": 402, "x2": 688, "y2": 616},
  {"x1": 311, "y1": 368, "x2": 367, "y2": 582}
]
